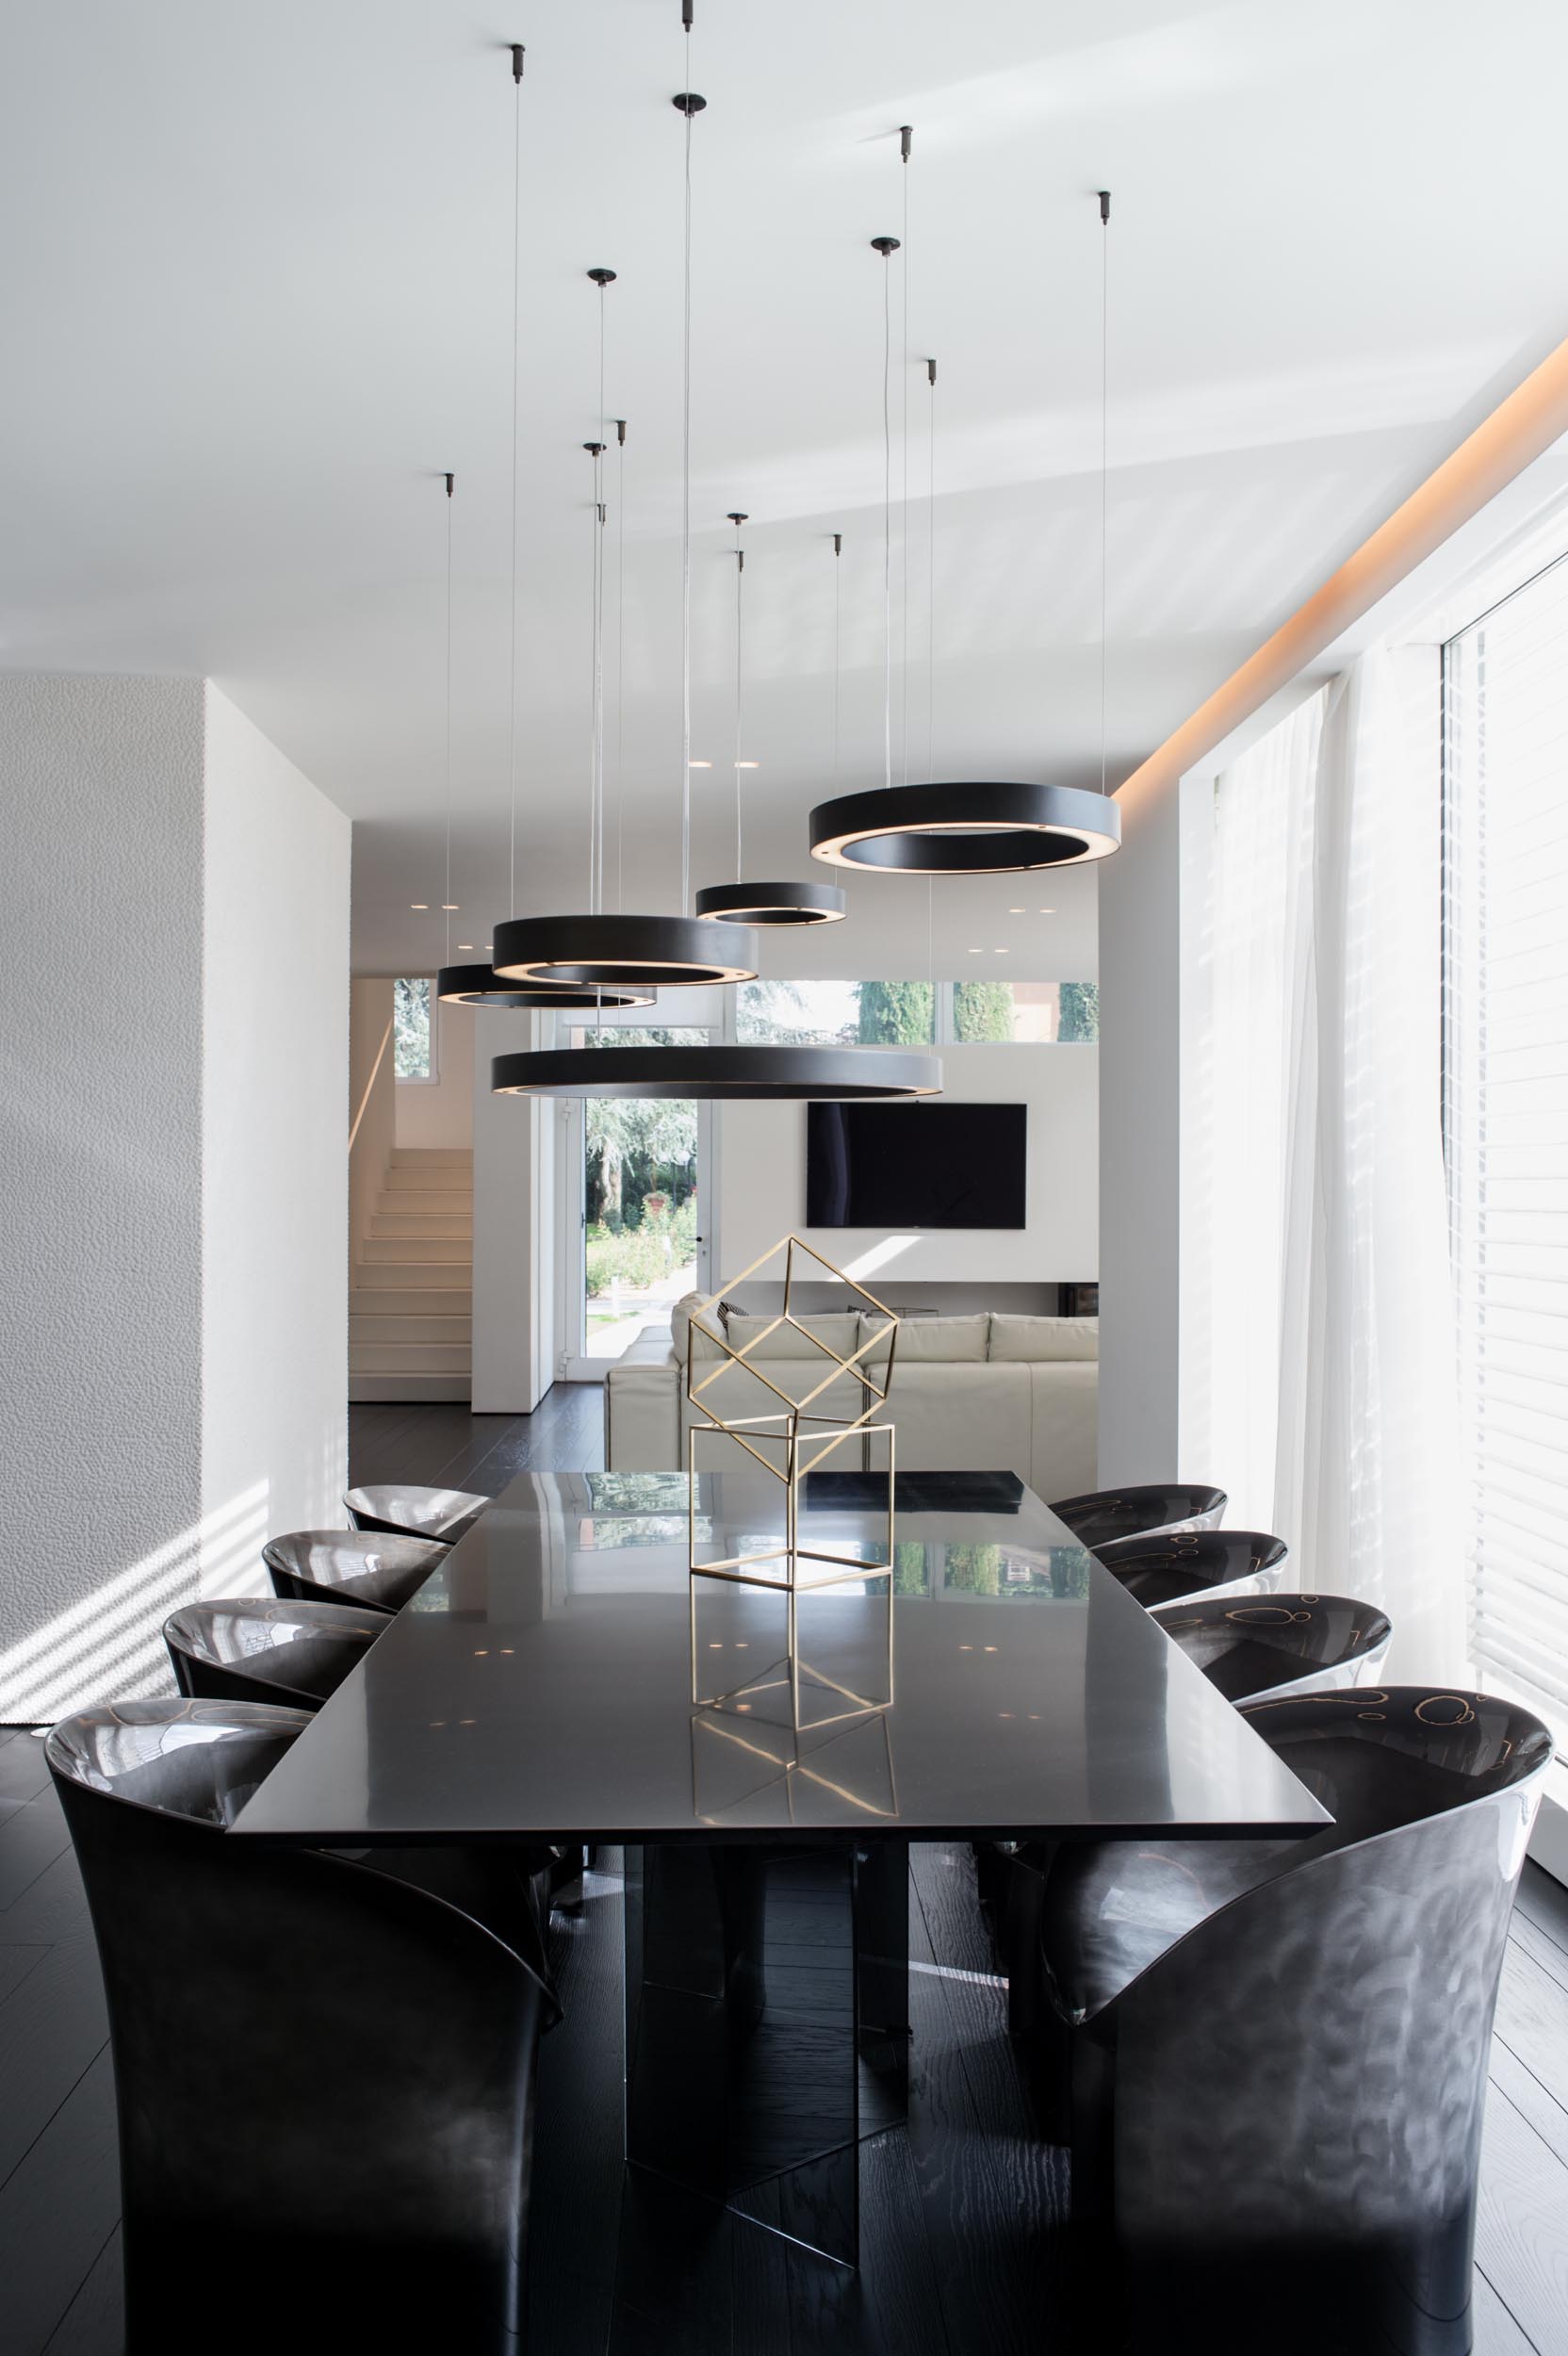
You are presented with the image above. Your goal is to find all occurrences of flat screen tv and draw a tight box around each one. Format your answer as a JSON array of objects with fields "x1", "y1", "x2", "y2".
[{"x1": 806, "y1": 1101, "x2": 1027, "y2": 1230}]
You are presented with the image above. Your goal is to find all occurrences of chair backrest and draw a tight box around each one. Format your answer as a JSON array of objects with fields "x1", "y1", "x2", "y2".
[
  {"x1": 343, "y1": 1485, "x2": 486, "y2": 1542},
  {"x1": 46, "y1": 1697, "x2": 547, "y2": 2341},
  {"x1": 1050, "y1": 1482, "x2": 1227, "y2": 1549},
  {"x1": 1098, "y1": 1688, "x2": 1552, "y2": 2336},
  {"x1": 1095, "y1": 1528, "x2": 1287, "y2": 1608},
  {"x1": 163, "y1": 1598, "x2": 387, "y2": 1708},
  {"x1": 1151, "y1": 1593, "x2": 1392, "y2": 1704},
  {"x1": 262, "y1": 1529, "x2": 447, "y2": 1612}
]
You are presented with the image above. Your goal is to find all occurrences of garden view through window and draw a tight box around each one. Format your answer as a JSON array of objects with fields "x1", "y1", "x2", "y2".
[{"x1": 392, "y1": 976, "x2": 433, "y2": 1080}]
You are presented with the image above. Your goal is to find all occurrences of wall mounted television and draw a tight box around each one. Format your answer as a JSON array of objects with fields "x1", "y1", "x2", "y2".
[{"x1": 806, "y1": 1101, "x2": 1027, "y2": 1230}]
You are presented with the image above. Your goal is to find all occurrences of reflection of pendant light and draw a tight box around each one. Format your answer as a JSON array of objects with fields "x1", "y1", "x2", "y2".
[
  {"x1": 440, "y1": 50, "x2": 651, "y2": 1012},
  {"x1": 695, "y1": 511, "x2": 844, "y2": 927},
  {"x1": 492, "y1": 75, "x2": 758, "y2": 992},
  {"x1": 808, "y1": 172, "x2": 1120, "y2": 875}
]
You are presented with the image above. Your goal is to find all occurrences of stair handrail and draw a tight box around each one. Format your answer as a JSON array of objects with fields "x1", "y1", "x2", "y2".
[{"x1": 348, "y1": 1017, "x2": 395, "y2": 1155}]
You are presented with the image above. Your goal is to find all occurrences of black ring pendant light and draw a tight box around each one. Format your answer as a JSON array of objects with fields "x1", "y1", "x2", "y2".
[
  {"x1": 809, "y1": 778, "x2": 1121, "y2": 872},
  {"x1": 494, "y1": 1046, "x2": 940, "y2": 1101},
  {"x1": 437, "y1": 963, "x2": 655, "y2": 1010},
  {"x1": 492, "y1": 910, "x2": 756, "y2": 990}
]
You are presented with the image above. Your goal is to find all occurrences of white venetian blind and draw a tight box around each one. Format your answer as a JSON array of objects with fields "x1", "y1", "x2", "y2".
[{"x1": 1445, "y1": 551, "x2": 1568, "y2": 1757}]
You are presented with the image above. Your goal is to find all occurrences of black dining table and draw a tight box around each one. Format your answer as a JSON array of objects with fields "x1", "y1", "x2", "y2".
[{"x1": 233, "y1": 1466, "x2": 1328, "y2": 2263}]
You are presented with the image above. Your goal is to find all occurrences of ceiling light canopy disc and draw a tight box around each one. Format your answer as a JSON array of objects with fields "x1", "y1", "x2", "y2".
[
  {"x1": 491, "y1": 912, "x2": 758, "y2": 989},
  {"x1": 808, "y1": 780, "x2": 1121, "y2": 874},
  {"x1": 694, "y1": 879, "x2": 847, "y2": 928},
  {"x1": 435, "y1": 964, "x2": 656, "y2": 1010},
  {"x1": 492, "y1": 1046, "x2": 941, "y2": 1101}
]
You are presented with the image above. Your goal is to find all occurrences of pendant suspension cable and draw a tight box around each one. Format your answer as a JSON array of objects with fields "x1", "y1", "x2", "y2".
[
  {"x1": 507, "y1": 44, "x2": 524, "y2": 924},
  {"x1": 584, "y1": 440, "x2": 607, "y2": 911},
  {"x1": 442, "y1": 471, "x2": 455, "y2": 964},
  {"x1": 927, "y1": 356, "x2": 937, "y2": 780},
  {"x1": 831, "y1": 532, "x2": 843, "y2": 786},
  {"x1": 900, "y1": 126, "x2": 912, "y2": 785},
  {"x1": 728, "y1": 512, "x2": 747, "y2": 879},
  {"x1": 1098, "y1": 188, "x2": 1111, "y2": 799},
  {"x1": 615, "y1": 417, "x2": 627, "y2": 912},
  {"x1": 871, "y1": 237, "x2": 900, "y2": 796},
  {"x1": 674, "y1": 69, "x2": 706, "y2": 918}
]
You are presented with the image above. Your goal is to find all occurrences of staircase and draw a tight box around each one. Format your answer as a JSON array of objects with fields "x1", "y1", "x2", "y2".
[{"x1": 350, "y1": 1147, "x2": 473, "y2": 1402}]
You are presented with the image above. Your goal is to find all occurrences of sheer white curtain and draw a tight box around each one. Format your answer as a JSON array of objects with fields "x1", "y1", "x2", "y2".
[{"x1": 1184, "y1": 648, "x2": 1464, "y2": 1679}]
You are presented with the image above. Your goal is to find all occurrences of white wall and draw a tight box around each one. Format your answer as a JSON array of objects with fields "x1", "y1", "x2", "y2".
[
  {"x1": 0, "y1": 674, "x2": 350, "y2": 1721},
  {"x1": 712, "y1": 1044, "x2": 1098, "y2": 1294},
  {"x1": 471, "y1": 1006, "x2": 555, "y2": 1412},
  {"x1": 201, "y1": 686, "x2": 350, "y2": 1594},
  {"x1": 1096, "y1": 774, "x2": 1183, "y2": 1485},
  {"x1": 350, "y1": 975, "x2": 395, "y2": 1270},
  {"x1": 396, "y1": 990, "x2": 474, "y2": 1149},
  {"x1": 0, "y1": 675, "x2": 205, "y2": 1719}
]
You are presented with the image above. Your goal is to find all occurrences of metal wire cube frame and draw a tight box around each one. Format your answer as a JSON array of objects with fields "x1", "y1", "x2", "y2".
[{"x1": 683, "y1": 1234, "x2": 901, "y2": 1594}]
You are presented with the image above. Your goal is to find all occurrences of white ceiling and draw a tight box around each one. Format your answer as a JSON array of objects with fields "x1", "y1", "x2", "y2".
[{"x1": 5, "y1": 0, "x2": 1568, "y2": 976}]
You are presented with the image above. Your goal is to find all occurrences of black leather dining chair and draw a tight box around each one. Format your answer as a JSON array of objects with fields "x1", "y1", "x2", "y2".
[
  {"x1": 47, "y1": 1698, "x2": 557, "y2": 2356},
  {"x1": 344, "y1": 1483, "x2": 487, "y2": 1544},
  {"x1": 263, "y1": 1528, "x2": 448, "y2": 1613},
  {"x1": 993, "y1": 1593, "x2": 1393, "y2": 2028},
  {"x1": 163, "y1": 1597, "x2": 386, "y2": 1709},
  {"x1": 1149, "y1": 1592, "x2": 1392, "y2": 1704},
  {"x1": 1093, "y1": 1527, "x2": 1288, "y2": 1607},
  {"x1": 1048, "y1": 1481, "x2": 1227, "y2": 1549},
  {"x1": 1033, "y1": 1687, "x2": 1552, "y2": 2355}
]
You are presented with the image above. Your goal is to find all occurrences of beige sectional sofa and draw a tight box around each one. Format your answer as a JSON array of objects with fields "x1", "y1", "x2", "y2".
[{"x1": 602, "y1": 1296, "x2": 1098, "y2": 1497}]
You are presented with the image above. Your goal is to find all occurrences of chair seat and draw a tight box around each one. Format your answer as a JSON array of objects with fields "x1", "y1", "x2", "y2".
[
  {"x1": 1049, "y1": 1481, "x2": 1226, "y2": 1550},
  {"x1": 344, "y1": 1485, "x2": 487, "y2": 1544},
  {"x1": 264, "y1": 1530, "x2": 449, "y2": 1613},
  {"x1": 164, "y1": 1598, "x2": 388, "y2": 1708},
  {"x1": 1095, "y1": 1527, "x2": 1285, "y2": 1606}
]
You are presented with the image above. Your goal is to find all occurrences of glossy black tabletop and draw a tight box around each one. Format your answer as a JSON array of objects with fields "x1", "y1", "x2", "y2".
[{"x1": 231, "y1": 1470, "x2": 1331, "y2": 1848}]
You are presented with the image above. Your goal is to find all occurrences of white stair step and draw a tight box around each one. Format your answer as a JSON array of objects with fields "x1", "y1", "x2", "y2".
[
  {"x1": 370, "y1": 1214, "x2": 473, "y2": 1241},
  {"x1": 351, "y1": 1372, "x2": 472, "y2": 1403},
  {"x1": 349, "y1": 1286, "x2": 471, "y2": 1317},
  {"x1": 361, "y1": 1237, "x2": 473, "y2": 1264},
  {"x1": 351, "y1": 1313, "x2": 472, "y2": 1346},
  {"x1": 383, "y1": 1167, "x2": 474, "y2": 1195},
  {"x1": 390, "y1": 1148, "x2": 473, "y2": 1168},
  {"x1": 350, "y1": 1341, "x2": 473, "y2": 1375},
  {"x1": 375, "y1": 1188, "x2": 472, "y2": 1217}
]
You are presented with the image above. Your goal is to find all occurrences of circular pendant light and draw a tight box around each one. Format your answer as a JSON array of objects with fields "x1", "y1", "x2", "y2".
[
  {"x1": 809, "y1": 778, "x2": 1121, "y2": 872},
  {"x1": 436, "y1": 963, "x2": 655, "y2": 1010},
  {"x1": 694, "y1": 513, "x2": 845, "y2": 930},
  {"x1": 694, "y1": 879, "x2": 844, "y2": 926},
  {"x1": 492, "y1": 1044, "x2": 940, "y2": 1100},
  {"x1": 491, "y1": 911, "x2": 756, "y2": 989}
]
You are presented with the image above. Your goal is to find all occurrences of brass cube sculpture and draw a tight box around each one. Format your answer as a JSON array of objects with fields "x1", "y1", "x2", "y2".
[{"x1": 684, "y1": 1233, "x2": 900, "y2": 1595}]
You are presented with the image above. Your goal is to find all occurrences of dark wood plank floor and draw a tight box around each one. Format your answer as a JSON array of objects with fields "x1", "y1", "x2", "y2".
[{"x1": 1, "y1": 1384, "x2": 1565, "y2": 2353}]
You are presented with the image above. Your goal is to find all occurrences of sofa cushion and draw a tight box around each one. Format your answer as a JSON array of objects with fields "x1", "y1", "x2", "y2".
[
  {"x1": 859, "y1": 1313, "x2": 989, "y2": 1366},
  {"x1": 726, "y1": 1312, "x2": 860, "y2": 1361},
  {"x1": 671, "y1": 1290, "x2": 724, "y2": 1363},
  {"x1": 856, "y1": 1361, "x2": 1033, "y2": 1475},
  {"x1": 988, "y1": 1314, "x2": 1099, "y2": 1363}
]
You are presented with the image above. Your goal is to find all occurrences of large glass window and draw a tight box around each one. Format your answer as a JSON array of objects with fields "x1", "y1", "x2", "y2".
[
  {"x1": 733, "y1": 979, "x2": 1098, "y2": 1046},
  {"x1": 393, "y1": 976, "x2": 434, "y2": 1081},
  {"x1": 1445, "y1": 554, "x2": 1568, "y2": 1758},
  {"x1": 571, "y1": 1026, "x2": 708, "y2": 1361},
  {"x1": 953, "y1": 979, "x2": 1099, "y2": 1041}
]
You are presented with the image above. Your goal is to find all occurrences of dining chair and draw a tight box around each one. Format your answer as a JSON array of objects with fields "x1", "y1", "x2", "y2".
[
  {"x1": 1048, "y1": 1481, "x2": 1227, "y2": 1550},
  {"x1": 997, "y1": 1594, "x2": 1392, "y2": 2028},
  {"x1": 47, "y1": 1698, "x2": 559, "y2": 2355},
  {"x1": 1034, "y1": 1687, "x2": 1552, "y2": 2354},
  {"x1": 344, "y1": 1483, "x2": 487, "y2": 1544},
  {"x1": 263, "y1": 1529, "x2": 448, "y2": 1613},
  {"x1": 163, "y1": 1597, "x2": 387, "y2": 1710},
  {"x1": 1149, "y1": 1592, "x2": 1392, "y2": 1703},
  {"x1": 1091, "y1": 1527, "x2": 1288, "y2": 1608}
]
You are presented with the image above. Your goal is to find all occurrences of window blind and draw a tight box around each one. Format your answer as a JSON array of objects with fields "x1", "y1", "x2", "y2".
[{"x1": 1445, "y1": 552, "x2": 1568, "y2": 1758}]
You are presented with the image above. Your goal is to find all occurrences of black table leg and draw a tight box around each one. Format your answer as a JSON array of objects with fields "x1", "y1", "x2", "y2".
[{"x1": 624, "y1": 1840, "x2": 909, "y2": 2265}]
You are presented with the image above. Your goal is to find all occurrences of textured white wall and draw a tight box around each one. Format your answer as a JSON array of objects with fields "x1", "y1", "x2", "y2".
[
  {"x1": 0, "y1": 676, "x2": 205, "y2": 1718},
  {"x1": 712, "y1": 1043, "x2": 1099, "y2": 1292},
  {"x1": 396, "y1": 990, "x2": 473, "y2": 1149},
  {"x1": 201, "y1": 686, "x2": 350, "y2": 1595},
  {"x1": 0, "y1": 675, "x2": 350, "y2": 1721}
]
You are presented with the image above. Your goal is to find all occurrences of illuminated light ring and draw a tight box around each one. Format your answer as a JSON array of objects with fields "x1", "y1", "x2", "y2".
[
  {"x1": 491, "y1": 1045, "x2": 942, "y2": 1101},
  {"x1": 694, "y1": 879, "x2": 846, "y2": 927},
  {"x1": 491, "y1": 912, "x2": 758, "y2": 989},
  {"x1": 808, "y1": 780, "x2": 1121, "y2": 874},
  {"x1": 435, "y1": 964, "x2": 656, "y2": 1009}
]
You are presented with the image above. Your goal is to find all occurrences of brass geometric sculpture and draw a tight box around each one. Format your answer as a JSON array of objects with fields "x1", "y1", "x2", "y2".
[{"x1": 684, "y1": 1232, "x2": 900, "y2": 1595}]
